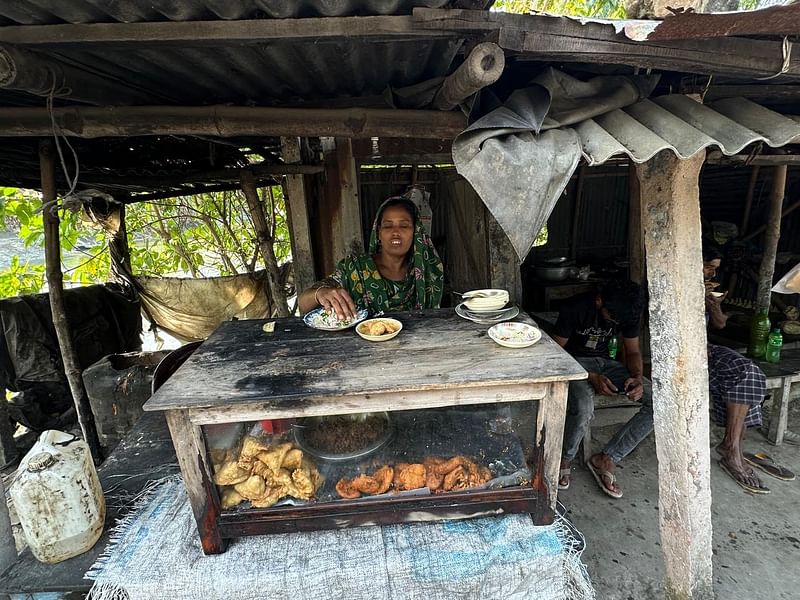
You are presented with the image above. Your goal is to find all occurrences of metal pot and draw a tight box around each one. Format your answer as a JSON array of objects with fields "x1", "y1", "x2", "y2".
[{"x1": 535, "y1": 266, "x2": 569, "y2": 282}]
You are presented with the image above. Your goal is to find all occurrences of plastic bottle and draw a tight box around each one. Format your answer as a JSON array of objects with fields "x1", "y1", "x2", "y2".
[
  {"x1": 608, "y1": 336, "x2": 619, "y2": 359},
  {"x1": 766, "y1": 328, "x2": 783, "y2": 364},
  {"x1": 10, "y1": 430, "x2": 105, "y2": 564},
  {"x1": 748, "y1": 308, "x2": 771, "y2": 360}
]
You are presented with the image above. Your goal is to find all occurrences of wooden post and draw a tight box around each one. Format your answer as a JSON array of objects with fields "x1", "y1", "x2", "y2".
[
  {"x1": 38, "y1": 140, "x2": 103, "y2": 462},
  {"x1": 755, "y1": 165, "x2": 787, "y2": 314},
  {"x1": 332, "y1": 138, "x2": 364, "y2": 261},
  {"x1": 569, "y1": 165, "x2": 585, "y2": 261},
  {"x1": 280, "y1": 137, "x2": 316, "y2": 299},
  {"x1": 740, "y1": 165, "x2": 760, "y2": 236},
  {"x1": 432, "y1": 42, "x2": 505, "y2": 110},
  {"x1": 533, "y1": 381, "x2": 568, "y2": 522},
  {"x1": 636, "y1": 149, "x2": 713, "y2": 600},
  {"x1": 487, "y1": 211, "x2": 522, "y2": 305},
  {"x1": 240, "y1": 170, "x2": 289, "y2": 317}
]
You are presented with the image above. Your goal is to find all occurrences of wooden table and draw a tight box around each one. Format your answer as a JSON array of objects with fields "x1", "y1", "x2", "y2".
[
  {"x1": 755, "y1": 348, "x2": 800, "y2": 445},
  {"x1": 143, "y1": 309, "x2": 586, "y2": 554}
]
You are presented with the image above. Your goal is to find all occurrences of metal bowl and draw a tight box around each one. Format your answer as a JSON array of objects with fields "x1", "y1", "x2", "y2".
[
  {"x1": 540, "y1": 256, "x2": 569, "y2": 265},
  {"x1": 293, "y1": 412, "x2": 393, "y2": 462},
  {"x1": 535, "y1": 265, "x2": 569, "y2": 281}
]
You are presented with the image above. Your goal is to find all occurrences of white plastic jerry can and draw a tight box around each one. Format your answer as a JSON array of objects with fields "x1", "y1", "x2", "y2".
[{"x1": 10, "y1": 430, "x2": 105, "y2": 564}]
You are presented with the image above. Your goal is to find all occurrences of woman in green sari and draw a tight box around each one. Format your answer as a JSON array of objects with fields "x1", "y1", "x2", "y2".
[{"x1": 298, "y1": 196, "x2": 444, "y2": 319}]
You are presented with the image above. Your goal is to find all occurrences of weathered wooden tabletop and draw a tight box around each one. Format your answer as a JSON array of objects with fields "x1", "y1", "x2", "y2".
[{"x1": 143, "y1": 309, "x2": 586, "y2": 416}]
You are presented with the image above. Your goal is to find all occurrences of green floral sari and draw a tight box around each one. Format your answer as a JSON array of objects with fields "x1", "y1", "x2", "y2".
[{"x1": 332, "y1": 198, "x2": 444, "y2": 313}]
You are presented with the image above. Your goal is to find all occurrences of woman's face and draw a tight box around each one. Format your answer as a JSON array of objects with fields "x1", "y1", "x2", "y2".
[
  {"x1": 703, "y1": 258, "x2": 721, "y2": 281},
  {"x1": 378, "y1": 205, "x2": 414, "y2": 258}
]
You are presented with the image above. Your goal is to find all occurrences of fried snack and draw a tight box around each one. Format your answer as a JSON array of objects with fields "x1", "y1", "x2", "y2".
[
  {"x1": 213, "y1": 460, "x2": 250, "y2": 486},
  {"x1": 467, "y1": 462, "x2": 492, "y2": 487},
  {"x1": 240, "y1": 436, "x2": 271, "y2": 459},
  {"x1": 251, "y1": 486, "x2": 286, "y2": 509},
  {"x1": 210, "y1": 448, "x2": 237, "y2": 466},
  {"x1": 351, "y1": 473, "x2": 381, "y2": 495},
  {"x1": 220, "y1": 487, "x2": 244, "y2": 509},
  {"x1": 336, "y1": 478, "x2": 361, "y2": 499},
  {"x1": 442, "y1": 465, "x2": 469, "y2": 492},
  {"x1": 251, "y1": 460, "x2": 274, "y2": 479},
  {"x1": 394, "y1": 463, "x2": 426, "y2": 491},
  {"x1": 301, "y1": 457, "x2": 323, "y2": 492},
  {"x1": 423, "y1": 456, "x2": 446, "y2": 491},
  {"x1": 257, "y1": 442, "x2": 293, "y2": 473},
  {"x1": 367, "y1": 321, "x2": 387, "y2": 336},
  {"x1": 281, "y1": 448, "x2": 304, "y2": 471},
  {"x1": 234, "y1": 475, "x2": 267, "y2": 501},
  {"x1": 372, "y1": 465, "x2": 394, "y2": 494},
  {"x1": 433, "y1": 455, "x2": 468, "y2": 477}
]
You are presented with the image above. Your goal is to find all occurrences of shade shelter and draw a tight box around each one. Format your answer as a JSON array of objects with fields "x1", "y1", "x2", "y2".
[{"x1": 1, "y1": 2, "x2": 799, "y2": 597}]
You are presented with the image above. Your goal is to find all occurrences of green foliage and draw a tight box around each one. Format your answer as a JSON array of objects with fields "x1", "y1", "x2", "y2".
[
  {"x1": 493, "y1": 0, "x2": 625, "y2": 18},
  {"x1": 0, "y1": 184, "x2": 291, "y2": 299}
]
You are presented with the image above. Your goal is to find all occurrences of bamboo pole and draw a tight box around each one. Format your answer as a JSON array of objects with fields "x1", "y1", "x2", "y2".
[
  {"x1": 39, "y1": 139, "x2": 103, "y2": 462},
  {"x1": 740, "y1": 165, "x2": 760, "y2": 236},
  {"x1": 0, "y1": 105, "x2": 467, "y2": 139},
  {"x1": 755, "y1": 165, "x2": 787, "y2": 313},
  {"x1": 240, "y1": 170, "x2": 289, "y2": 317},
  {"x1": 431, "y1": 42, "x2": 505, "y2": 110}
]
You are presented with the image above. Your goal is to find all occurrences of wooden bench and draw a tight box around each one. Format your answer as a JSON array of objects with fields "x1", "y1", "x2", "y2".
[{"x1": 757, "y1": 348, "x2": 800, "y2": 445}]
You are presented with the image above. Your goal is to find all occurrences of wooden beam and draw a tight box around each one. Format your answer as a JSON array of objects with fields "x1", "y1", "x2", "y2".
[
  {"x1": 39, "y1": 139, "x2": 103, "y2": 463},
  {"x1": 636, "y1": 150, "x2": 713, "y2": 599},
  {"x1": 0, "y1": 105, "x2": 467, "y2": 139},
  {"x1": 280, "y1": 137, "x2": 316, "y2": 299},
  {"x1": 755, "y1": 165, "x2": 787, "y2": 313},
  {"x1": 706, "y1": 152, "x2": 800, "y2": 166},
  {"x1": 414, "y1": 8, "x2": 800, "y2": 79},
  {"x1": 0, "y1": 16, "x2": 458, "y2": 48},
  {"x1": 743, "y1": 198, "x2": 800, "y2": 242},
  {"x1": 646, "y1": 4, "x2": 800, "y2": 40}
]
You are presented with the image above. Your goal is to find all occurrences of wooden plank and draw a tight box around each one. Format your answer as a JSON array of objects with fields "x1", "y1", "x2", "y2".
[
  {"x1": 636, "y1": 150, "x2": 714, "y2": 599},
  {"x1": 331, "y1": 138, "x2": 364, "y2": 261},
  {"x1": 144, "y1": 310, "x2": 586, "y2": 412},
  {"x1": 0, "y1": 16, "x2": 458, "y2": 48},
  {"x1": 755, "y1": 165, "x2": 787, "y2": 313},
  {"x1": 0, "y1": 106, "x2": 468, "y2": 139},
  {"x1": 280, "y1": 137, "x2": 316, "y2": 297},
  {"x1": 534, "y1": 381, "x2": 568, "y2": 522},
  {"x1": 766, "y1": 376, "x2": 793, "y2": 446},
  {"x1": 186, "y1": 382, "x2": 548, "y2": 424},
  {"x1": 165, "y1": 410, "x2": 227, "y2": 555},
  {"x1": 413, "y1": 9, "x2": 799, "y2": 78},
  {"x1": 645, "y1": 4, "x2": 800, "y2": 40}
]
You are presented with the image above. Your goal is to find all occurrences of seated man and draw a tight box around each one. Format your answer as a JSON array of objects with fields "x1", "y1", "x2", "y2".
[
  {"x1": 703, "y1": 243, "x2": 771, "y2": 493},
  {"x1": 553, "y1": 279, "x2": 653, "y2": 499}
]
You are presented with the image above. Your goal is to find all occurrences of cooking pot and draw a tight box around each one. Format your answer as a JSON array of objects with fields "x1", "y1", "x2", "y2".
[{"x1": 535, "y1": 265, "x2": 570, "y2": 282}]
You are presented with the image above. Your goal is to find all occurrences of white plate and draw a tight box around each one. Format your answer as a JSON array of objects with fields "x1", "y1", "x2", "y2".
[
  {"x1": 356, "y1": 318, "x2": 403, "y2": 341},
  {"x1": 303, "y1": 307, "x2": 369, "y2": 331},
  {"x1": 455, "y1": 303, "x2": 519, "y2": 324},
  {"x1": 462, "y1": 288, "x2": 509, "y2": 300},
  {"x1": 488, "y1": 322, "x2": 542, "y2": 348}
]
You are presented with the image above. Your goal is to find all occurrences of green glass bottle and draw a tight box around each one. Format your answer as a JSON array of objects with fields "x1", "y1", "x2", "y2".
[
  {"x1": 765, "y1": 328, "x2": 783, "y2": 364},
  {"x1": 608, "y1": 336, "x2": 619, "y2": 359},
  {"x1": 748, "y1": 308, "x2": 771, "y2": 360}
]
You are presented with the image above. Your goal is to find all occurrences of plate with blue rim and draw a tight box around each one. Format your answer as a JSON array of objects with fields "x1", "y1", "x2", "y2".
[{"x1": 303, "y1": 307, "x2": 369, "y2": 331}]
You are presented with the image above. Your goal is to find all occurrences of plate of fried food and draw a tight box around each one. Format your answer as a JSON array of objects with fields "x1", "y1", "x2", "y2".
[
  {"x1": 356, "y1": 317, "x2": 403, "y2": 341},
  {"x1": 303, "y1": 307, "x2": 369, "y2": 331}
]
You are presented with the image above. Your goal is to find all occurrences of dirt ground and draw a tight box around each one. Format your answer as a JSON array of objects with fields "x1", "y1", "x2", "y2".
[{"x1": 560, "y1": 401, "x2": 800, "y2": 599}]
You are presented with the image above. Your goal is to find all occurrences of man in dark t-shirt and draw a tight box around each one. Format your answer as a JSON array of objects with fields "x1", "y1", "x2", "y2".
[{"x1": 553, "y1": 279, "x2": 653, "y2": 499}]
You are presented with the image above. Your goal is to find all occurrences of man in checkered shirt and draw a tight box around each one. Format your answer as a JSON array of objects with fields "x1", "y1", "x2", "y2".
[{"x1": 704, "y1": 243, "x2": 769, "y2": 494}]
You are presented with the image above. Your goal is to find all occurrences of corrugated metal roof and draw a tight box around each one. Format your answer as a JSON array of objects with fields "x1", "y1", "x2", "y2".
[
  {"x1": 577, "y1": 96, "x2": 800, "y2": 166},
  {"x1": 0, "y1": 1, "x2": 452, "y2": 26}
]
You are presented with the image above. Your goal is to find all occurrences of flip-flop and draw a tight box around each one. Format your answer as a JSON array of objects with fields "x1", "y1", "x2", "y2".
[
  {"x1": 743, "y1": 452, "x2": 796, "y2": 481},
  {"x1": 718, "y1": 459, "x2": 770, "y2": 494},
  {"x1": 586, "y1": 459, "x2": 623, "y2": 499},
  {"x1": 558, "y1": 468, "x2": 571, "y2": 491}
]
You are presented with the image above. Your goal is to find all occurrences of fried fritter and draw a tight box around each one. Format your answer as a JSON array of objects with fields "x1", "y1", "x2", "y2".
[
  {"x1": 240, "y1": 436, "x2": 271, "y2": 458},
  {"x1": 433, "y1": 455, "x2": 468, "y2": 477},
  {"x1": 372, "y1": 465, "x2": 394, "y2": 494},
  {"x1": 257, "y1": 442, "x2": 293, "y2": 473},
  {"x1": 233, "y1": 475, "x2": 267, "y2": 500},
  {"x1": 291, "y1": 468, "x2": 316, "y2": 499},
  {"x1": 442, "y1": 465, "x2": 469, "y2": 492},
  {"x1": 250, "y1": 486, "x2": 286, "y2": 509},
  {"x1": 336, "y1": 478, "x2": 361, "y2": 499},
  {"x1": 394, "y1": 463, "x2": 426, "y2": 491},
  {"x1": 281, "y1": 448, "x2": 304, "y2": 470},
  {"x1": 220, "y1": 487, "x2": 244, "y2": 509},
  {"x1": 213, "y1": 460, "x2": 250, "y2": 486}
]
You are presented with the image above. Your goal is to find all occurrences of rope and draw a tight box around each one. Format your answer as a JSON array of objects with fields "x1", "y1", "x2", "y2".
[{"x1": 756, "y1": 36, "x2": 793, "y2": 81}]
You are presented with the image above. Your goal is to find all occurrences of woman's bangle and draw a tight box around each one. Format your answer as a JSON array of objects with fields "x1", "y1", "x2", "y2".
[{"x1": 314, "y1": 286, "x2": 329, "y2": 305}]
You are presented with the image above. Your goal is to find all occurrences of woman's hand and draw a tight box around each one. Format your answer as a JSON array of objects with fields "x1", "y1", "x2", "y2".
[{"x1": 316, "y1": 286, "x2": 358, "y2": 321}]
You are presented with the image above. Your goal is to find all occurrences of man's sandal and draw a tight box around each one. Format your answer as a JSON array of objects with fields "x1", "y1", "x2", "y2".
[
  {"x1": 718, "y1": 459, "x2": 770, "y2": 494},
  {"x1": 743, "y1": 452, "x2": 795, "y2": 481},
  {"x1": 586, "y1": 460, "x2": 623, "y2": 499},
  {"x1": 558, "y1": 468, "x2": 571, "y2": 491}
]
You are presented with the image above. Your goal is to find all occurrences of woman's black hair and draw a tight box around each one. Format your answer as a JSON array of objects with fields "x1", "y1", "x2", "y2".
[
  {"x1": 600, "y1": 279, "x2": 643, "y2": 326},
  {"x1": 702, "y1": 241, "x2": 723, "y2": 262},
  {"x1": 377, "y1": 197, "x2": 417, "y2": 226}
]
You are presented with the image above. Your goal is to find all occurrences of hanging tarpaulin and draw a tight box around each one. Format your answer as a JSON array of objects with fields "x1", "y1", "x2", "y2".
[{"x1": 452, "y1": 68, "x2": 659, "y2": 262}]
